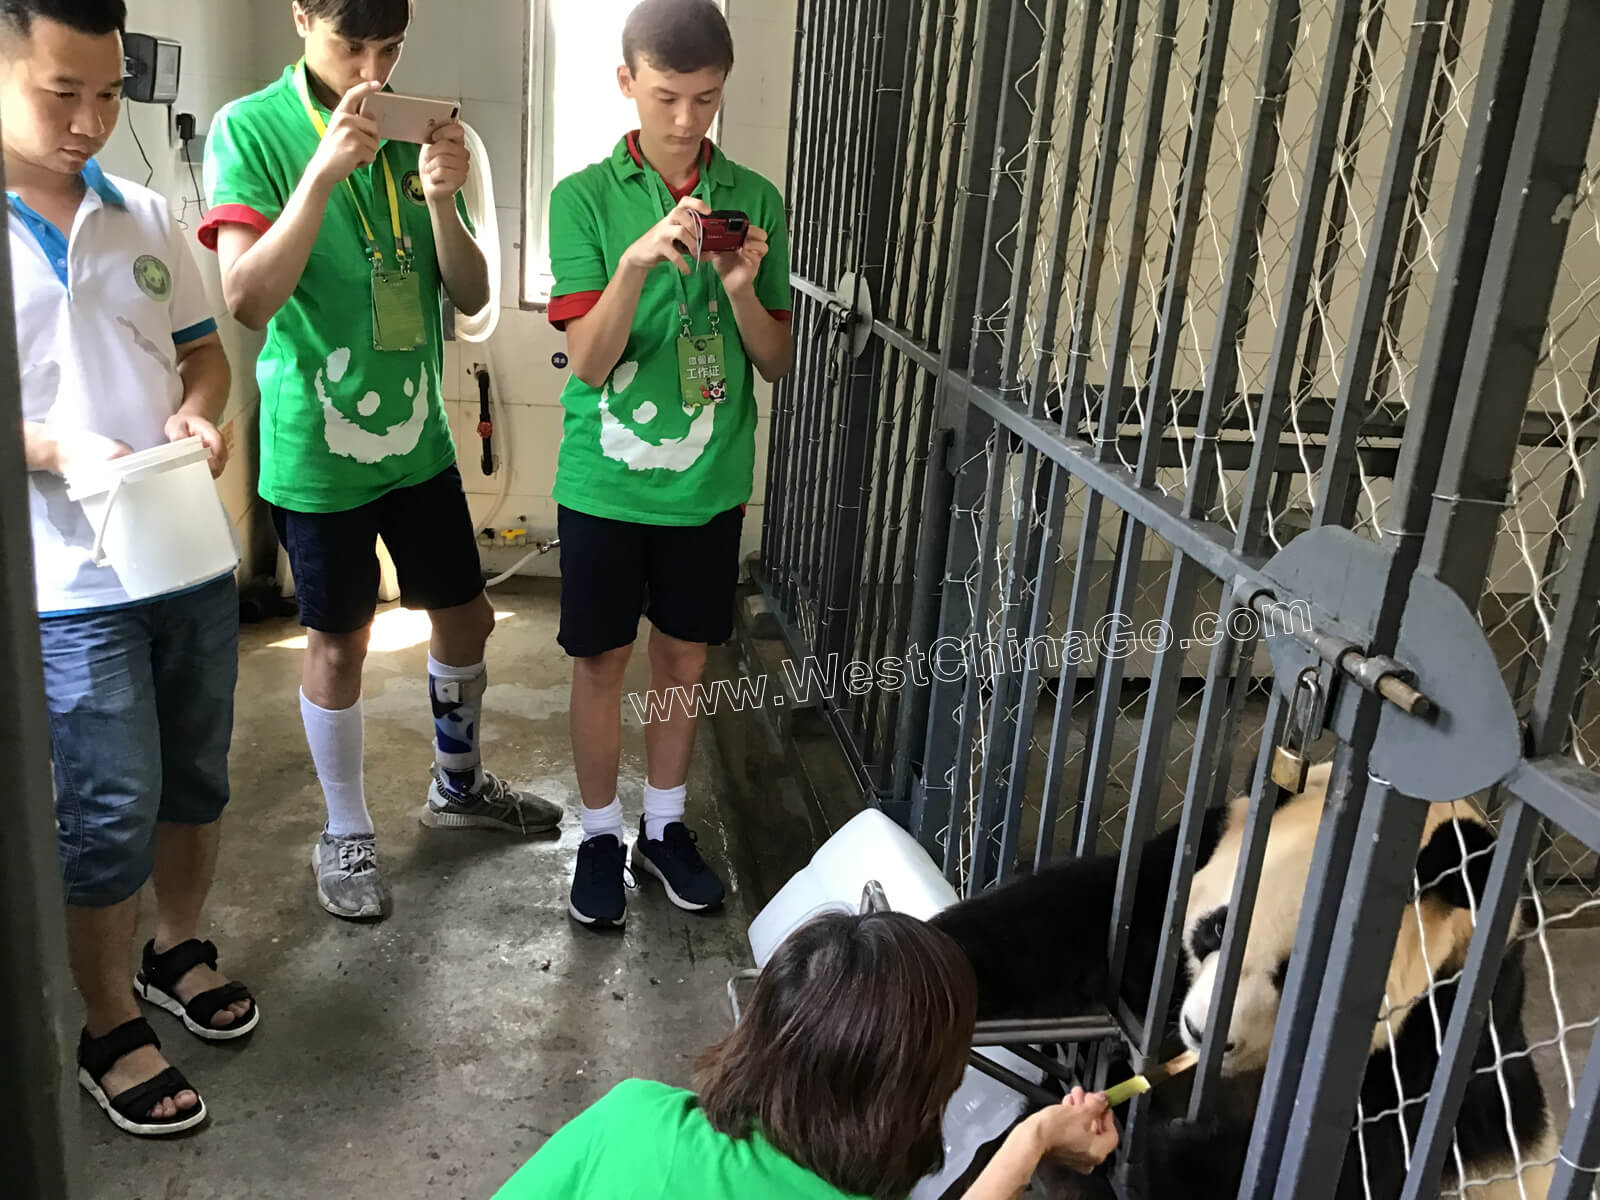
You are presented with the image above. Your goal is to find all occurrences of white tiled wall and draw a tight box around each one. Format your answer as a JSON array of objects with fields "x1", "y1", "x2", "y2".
[
  {"x1": 392, "y1": 0, "x2": 798, "y2": 566},
  {"x1": 102, "y1": 2, "x2": 801, "y2": 568},
  {"x1": 100, "y1": 0, "x2": 270, "y2": 536},
  {"x1": 720, "y1": 0, "x2": 797, "y2": 193},
  {"x1": 717, "y1": 0, "x2": 798, "y2": 562}
]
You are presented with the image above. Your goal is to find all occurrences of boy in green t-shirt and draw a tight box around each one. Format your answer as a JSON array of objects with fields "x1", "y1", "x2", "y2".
[
  {"x1": 201, "y1": 0, "x2": 561, "y2": 922},
  {"x1": 548, "y1": 0, "x2": 793, "y2": 929}
]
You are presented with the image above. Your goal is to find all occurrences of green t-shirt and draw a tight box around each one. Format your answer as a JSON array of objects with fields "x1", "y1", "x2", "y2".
[
  {"x1": 202, "y1": 63, "x2": 469, "y2": 513},
  {"x1": 492, "y1": 1079, "x2": 877, "y2": 1199},
  {"x1": 547, "y1": 135, "x2": 792, "y2": 526}
]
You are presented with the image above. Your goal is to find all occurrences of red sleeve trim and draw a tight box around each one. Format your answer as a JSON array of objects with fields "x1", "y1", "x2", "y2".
[
  {"x1": 548, "y1": 290, "x2": 603, "y2": 331},
  {"x1": 768, "y1": 309, "x2": 792, "y2": 322},
  {"x1": 197, "y1": 203, "x2": 273, "y2": 252}
]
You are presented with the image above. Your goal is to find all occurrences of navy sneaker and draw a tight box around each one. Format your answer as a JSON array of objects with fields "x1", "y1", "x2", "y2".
[
  {"x1": 569, "y1": 834, "x2": 628, "y2": 929},
  {"x1": 631, "y1": 817, "x2": 725, "y2": 912}
]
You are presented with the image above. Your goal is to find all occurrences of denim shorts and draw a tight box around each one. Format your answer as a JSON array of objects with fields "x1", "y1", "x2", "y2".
[{"x1": 39, "y1": 574, "x2": 239, "y2": 907}]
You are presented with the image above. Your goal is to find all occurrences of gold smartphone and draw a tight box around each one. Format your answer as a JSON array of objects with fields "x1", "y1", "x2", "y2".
[{"x1": 360, "y1": 91, "x2": 461, "y2": 144}]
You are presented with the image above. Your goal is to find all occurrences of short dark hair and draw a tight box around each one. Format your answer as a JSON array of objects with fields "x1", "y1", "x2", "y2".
[
  {"x1": 0, "y1": 0, "x2": 126, "y2": 40},
  {"x1": 693, "y1": 912, "x2": 978, "y2": 1200},
  {"x1": 298, "y1": 0, "x2": 411, "y2": 42},
  {"x1": 622, "y1": 0, "x2": 734, "y2": 77}
]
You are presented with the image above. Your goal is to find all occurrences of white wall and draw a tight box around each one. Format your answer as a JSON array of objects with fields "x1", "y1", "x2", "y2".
[
  {"x1": 721, "y1": 0, "x2": 798, "y2": 564},
  {"x1": 233, "y1": 0, "x2": 799, "y2": 571},
  {"x1": 98, "y1": 0, "x2": 270, "y2": 547},
  {"x1": 91, "y1": 2, "x2": 800, "y2": 574}
]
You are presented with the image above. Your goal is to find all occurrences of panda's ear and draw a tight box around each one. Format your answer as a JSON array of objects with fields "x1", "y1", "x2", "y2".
[{"x1": 1414, "y1": 817, "x2": 1496, "y2": 912}]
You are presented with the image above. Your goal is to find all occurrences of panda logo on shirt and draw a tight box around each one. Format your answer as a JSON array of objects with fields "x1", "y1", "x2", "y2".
[
  {"x1": 132, "y1": 255, "x2": 171, "y2": 301},
  {"x1": 402, "y1": 171, "x2": 427, "y2": 205}
]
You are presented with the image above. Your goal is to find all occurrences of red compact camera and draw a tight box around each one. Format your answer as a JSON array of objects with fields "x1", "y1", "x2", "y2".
[{"x1": 695, "y1": 209, "x2": 750, "y2": 253}]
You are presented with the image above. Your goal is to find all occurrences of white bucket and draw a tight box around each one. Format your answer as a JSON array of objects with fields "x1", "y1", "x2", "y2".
[
  {"x1": 744, "y1": 808, "x2": 1047, "y2": 1200},
  {"x1": 66, "y1": 437, "x2": 240, "y2": 602},
  {"x1": 746, "y1": 807, "x2": 961, "y2": 967}
]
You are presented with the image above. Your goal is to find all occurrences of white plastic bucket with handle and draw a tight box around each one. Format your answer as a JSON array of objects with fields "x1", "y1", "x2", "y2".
[
  {"x1": 743, "y1": 808, "x2": 1047, "y2": 1200},
  {"x1": 65, "y1": 437, "x2": 240, "y2": 601}
]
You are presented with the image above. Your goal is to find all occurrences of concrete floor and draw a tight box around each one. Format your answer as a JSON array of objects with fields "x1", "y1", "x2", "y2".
[
  {"x1": 83, "y1": 580, "x2": 757, "y2": 1200},
  {"x1": 70, "y1": 579, "x2": 1600, "y2": 1198}
]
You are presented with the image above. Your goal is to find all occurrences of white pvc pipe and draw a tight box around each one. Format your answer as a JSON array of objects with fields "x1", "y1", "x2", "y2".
[
  {"x1": 456, "y1": 120, "x2": 501, "y2": 343},
  {"x1": 455, "y1": 119, "x2": 512, "y2": 538}
]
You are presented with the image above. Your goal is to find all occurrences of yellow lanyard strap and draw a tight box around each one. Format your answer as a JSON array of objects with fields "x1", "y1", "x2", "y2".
[{"x1": 294, "y1": 59, "x2": 410, "y2": 271}]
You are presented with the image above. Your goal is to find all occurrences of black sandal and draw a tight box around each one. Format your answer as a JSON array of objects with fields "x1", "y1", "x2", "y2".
[
  {"x1": 134, "y1": 938, "x2": 259, "y2": 1041},
  {"x1": 78, "y1": 1017, "x2": 207, "y2": 1137}
]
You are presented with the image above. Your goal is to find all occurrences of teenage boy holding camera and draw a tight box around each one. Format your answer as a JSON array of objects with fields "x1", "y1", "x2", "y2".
[
  {"x1": 548, "y1": 0, "x2": 793, "y2": 930},
  {"x1": 201, "y1": 0, "x2": 561, "y2": 923}
]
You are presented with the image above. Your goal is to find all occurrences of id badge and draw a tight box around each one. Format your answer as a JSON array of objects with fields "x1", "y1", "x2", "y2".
[
  {"x1": 677, "y1": 332, "x2": 728, "y2": 408},
  {"x1": 371, "y1": 264, "x2": 427, "y2": 352}
]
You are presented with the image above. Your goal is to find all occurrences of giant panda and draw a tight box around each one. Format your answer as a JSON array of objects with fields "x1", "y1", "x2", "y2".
[{"x1": 929, "y1": 760, "x2": 1558, "y2": 1199}]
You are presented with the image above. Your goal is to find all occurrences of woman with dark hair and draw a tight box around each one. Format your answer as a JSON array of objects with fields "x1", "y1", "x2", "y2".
[{"x1": 492, "y1": 911, "x2": 1118, "y2": 1199}]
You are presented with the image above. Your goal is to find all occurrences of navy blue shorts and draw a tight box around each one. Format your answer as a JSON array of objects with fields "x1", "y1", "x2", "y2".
[
  {"x1": 40, "y1": 575, "x2": 239, "y2": 907},
  {"x1": 556, "y1": 504, "x2": 745, "y2": 658},
  {"x1": 270, "y1": 465, "x2": 485, "y2": 634}
]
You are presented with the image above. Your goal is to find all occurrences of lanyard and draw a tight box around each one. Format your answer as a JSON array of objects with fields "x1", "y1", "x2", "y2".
[
  {"x1": 294, "y1": 60, "x2": 411, "y2": 273},
  {"x1": 646, "y1": 170, "x2": 719, "y2": 338}
]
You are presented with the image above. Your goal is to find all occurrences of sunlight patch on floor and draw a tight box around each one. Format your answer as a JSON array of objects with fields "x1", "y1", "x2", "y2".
[{"x1": 269, "y1": 607, "x2": 516, "y2": 653}]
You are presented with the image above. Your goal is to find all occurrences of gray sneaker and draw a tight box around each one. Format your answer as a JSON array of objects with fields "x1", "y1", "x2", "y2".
[
  {"x1": 420, "y1": 766, "x2": 563, "y2": 835},
  {"x1": 310, "y1": 831, "x2": 392, "y2": 920}
]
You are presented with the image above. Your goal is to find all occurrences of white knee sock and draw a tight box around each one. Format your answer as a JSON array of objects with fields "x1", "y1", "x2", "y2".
[
  {"x1": 643, "y1": 783, "x2": 687, "y2": 841},
  {"x1": 300, "y1": 690, "x2": 373, "y2": 837},
  {"x1": 580, "y1": 797, "x2": 625, "y2": 845}
]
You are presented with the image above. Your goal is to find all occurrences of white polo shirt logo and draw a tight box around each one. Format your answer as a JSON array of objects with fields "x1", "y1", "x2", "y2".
[{"x1": 133, "y1": 253, "x2": 172, "y2": 301}]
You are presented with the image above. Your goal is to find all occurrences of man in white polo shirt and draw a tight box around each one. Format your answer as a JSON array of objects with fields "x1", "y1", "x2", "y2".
[{"x1": 5, "y1": 0, "x2": 257, "y2": 1139}]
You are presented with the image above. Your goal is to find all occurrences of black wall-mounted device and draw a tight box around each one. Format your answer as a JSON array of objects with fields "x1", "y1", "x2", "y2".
[{"x1": 124, "y1": 33, "x2": 181, "y2": 105}]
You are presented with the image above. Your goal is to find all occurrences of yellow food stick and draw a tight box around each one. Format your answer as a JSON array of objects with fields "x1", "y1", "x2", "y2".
[
  {"x1": 1104, "y1": 1049, "x2": 1199, "y2": 1108},
  {"x1": 1104, "y1": 1074, "x2": 1152, "y2": 1107}
]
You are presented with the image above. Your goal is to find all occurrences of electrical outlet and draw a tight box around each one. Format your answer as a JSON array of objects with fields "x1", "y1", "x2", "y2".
[{"x1": 181, "y1": 132, "x2": 206, "y2": 165}]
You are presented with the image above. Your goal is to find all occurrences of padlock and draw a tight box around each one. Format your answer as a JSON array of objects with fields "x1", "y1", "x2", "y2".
[
  {"x1": 1270, "y1": 667, "x2": 1324, "y2": 792},
  {"x1": 1270, "y1": 742, "x2": 1310, "y2": 793}
]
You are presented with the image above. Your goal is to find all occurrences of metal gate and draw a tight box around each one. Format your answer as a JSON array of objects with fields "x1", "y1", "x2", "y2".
[{"x1": 758, "y1": 0, "x2": 1600, "y2": 1196}]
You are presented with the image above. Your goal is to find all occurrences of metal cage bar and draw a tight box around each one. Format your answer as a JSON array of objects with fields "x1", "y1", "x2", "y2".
[
  {"x1": 967, "y1": 0, "x2": 1054, "y2": 885},
  {"x1": 1240, "y1": 0, "x2": 1555, "y2": 1183},
  {"x1": 1266, "y1": 777, "x2": 1433, "y2": 1199},
  {"x1": 1312, "y1": 0, "x2": 1454, "y2": 529},
  {"x1": 976, "y1": 0, "x2": 1077, "y2": 879},
  {"x1": 0, "y1": 169, "x2": 78, "y2": 1200},
  {"x1": 1190, "y1": 687, "x2": 1292, "y2": 1114},
  {"x1": 1385, "y1": 356, "x2": 1600, "y2": 1197},
  {"x1": 1416, "y1": 21, "x2": 1600, "y2": 609},
  {"x1": 1119, "y1": 624, "x2": 1248, "y2": 1159},
  {"x1": 1266, "y1": 5, "x2": 1600, "y2": 1195},
  {"x1": 1103, "y1": 0, "x2": 1243, "y2": 1012},
  {"x1": 757, "y1": 1, "x2": 1600, "y2": 1196},
  {"x1": 1548, "y1": 1022, "x2": 1600, "y2": 1199},
  {"x1": 913, "y1": 0, "x2": 1011, "y2": 879},
  {"x1": 1232, "y1": 0, "x2": 1364, "y2": 558}
]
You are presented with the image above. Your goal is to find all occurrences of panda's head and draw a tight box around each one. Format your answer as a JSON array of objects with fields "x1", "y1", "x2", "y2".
[{"x1": 1177, "y1": 760, "x2": 1499, "y2": 1075}]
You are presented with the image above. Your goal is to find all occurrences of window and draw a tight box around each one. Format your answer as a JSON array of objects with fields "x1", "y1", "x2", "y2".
[{"x1": 522, "y1": 0, "x2": 724, "y2": 305}]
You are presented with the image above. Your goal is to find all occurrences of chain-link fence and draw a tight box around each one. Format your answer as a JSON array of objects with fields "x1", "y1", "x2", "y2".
[{"x1": 760, "y1": 0, "x2": 1600, "y2": 1196}]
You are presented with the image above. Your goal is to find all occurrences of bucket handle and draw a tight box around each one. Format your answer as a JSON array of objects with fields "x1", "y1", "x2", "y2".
[{"x1": 86, "y1": 476, "x2": 126, "y2": 567}]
